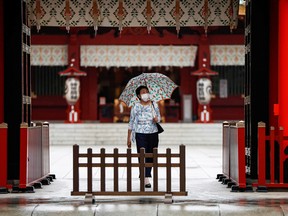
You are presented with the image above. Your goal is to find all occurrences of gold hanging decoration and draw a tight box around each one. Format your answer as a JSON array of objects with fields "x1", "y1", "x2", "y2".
[
  {"x1": 92, "y1": 0, "x2": 100, "y2": 35},
  {"x1": 174, "y1": 0, "x2": 180, "y2": 37},
  {"x1": 65, "y1": 0, "x2": 71, "y2": 33},
  {"x1": 35, "y1": 0, "x2": 41, "y2": 32},
  {"x1": 118, "y1": 0, "x2": 124, "y2": 34},
  {"x1": 203, "y1": 0, "x2": 209, "y2": 35},
  {"x1": 146, "y1": 0, "x2": 152, "y2": 34},
  {"x1": 229, "y1": 0, "x2": 236, "y2": 33}
]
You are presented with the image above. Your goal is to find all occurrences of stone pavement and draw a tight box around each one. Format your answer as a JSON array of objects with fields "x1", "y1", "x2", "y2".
[{"x1": 1, "y1": 144, "x2": 288, "y2": 215}]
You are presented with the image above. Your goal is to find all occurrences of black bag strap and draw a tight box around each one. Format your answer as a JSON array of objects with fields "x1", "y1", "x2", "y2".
[{"x1": 151, "y1": 101, "x2": 156, "y2": 116}]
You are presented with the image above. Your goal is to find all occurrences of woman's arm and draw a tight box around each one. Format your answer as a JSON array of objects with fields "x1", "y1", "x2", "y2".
[
  {"x1": 127, "y1": 106, "x2": 136, "y2": 148},
  {"x1": 127, "y1": 129, "x2": 132, "y2": 148}
]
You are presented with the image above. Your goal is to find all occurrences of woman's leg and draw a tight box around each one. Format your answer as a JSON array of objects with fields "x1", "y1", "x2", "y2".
[
  {"x1": 145, "y1": 133, "x2": 159, "y2": 177},
  {"x1": 135, "y1": 133, "x2": 159, "y2": 177},
  {"x1": 135, "y1": 133, "x2": 149, "y2": 177}
]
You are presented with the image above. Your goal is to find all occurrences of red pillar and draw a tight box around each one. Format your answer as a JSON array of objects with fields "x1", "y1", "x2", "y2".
[
  {"x1": 80, "y1": 67, "x2": 99, "y2": 120},
  {"x1": 179, "y1": 67, "x2": 196, "y2": 121},
  {"x1": 278, "y1": 0, "x2": 288, "y2": 135},
  {"x1": 269, "y1": 0, "x2": 279, "y2": 129},
  {"x1": 0, "y1": 1, "x2": 4, "y2": 123},
  {"x1": 0, "y1": 123, "x2": 7, "y2": 188}
]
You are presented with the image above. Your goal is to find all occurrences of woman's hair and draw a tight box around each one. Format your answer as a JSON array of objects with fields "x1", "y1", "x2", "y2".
[{"x1": 136, "y1": 85, "x2": 149, "y2": 99}]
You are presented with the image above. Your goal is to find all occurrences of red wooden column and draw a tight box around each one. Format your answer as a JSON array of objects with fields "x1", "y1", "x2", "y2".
[
  {"x1": 279, "y1": 0, "x2": 288, "y2": 136},
  {"x1": 269, "y1": 1, "x2": 279, "y2": 129},
  {"x1": 80, "y1": 67, "x2": 99, "y2": 121},
  {"x1": 0, "y1": 123, "x2": 7, "y2": 189},
  {"x1": 0, "y1": 0, "x2": 4, "y2": 123}
]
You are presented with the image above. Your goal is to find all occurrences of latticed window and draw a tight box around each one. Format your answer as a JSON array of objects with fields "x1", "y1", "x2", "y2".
[
  {"x1": 31, "y1": 66, "x2": 66, "y2": 96},
  {"x1": 211, "y1": 66, "x2": 245, "y2": 96}
]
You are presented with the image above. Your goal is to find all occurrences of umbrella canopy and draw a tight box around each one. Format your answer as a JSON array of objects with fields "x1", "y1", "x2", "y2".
[{"x1": 119, "y1": 73, "x2": 178, "y2": 107}]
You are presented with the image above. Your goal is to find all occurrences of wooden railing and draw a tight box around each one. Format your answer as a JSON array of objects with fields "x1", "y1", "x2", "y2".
[
  {"x1": 253, "y1": 122, "x2": 288, "y2": 190},
  {"x1": 71, "y1": 145, "x2": 187, "y2": 199}
]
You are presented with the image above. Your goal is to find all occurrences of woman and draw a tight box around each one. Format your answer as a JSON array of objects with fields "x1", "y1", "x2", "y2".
[{"x1": 127, "y1": 85, "x2": 161, "y2": 188}]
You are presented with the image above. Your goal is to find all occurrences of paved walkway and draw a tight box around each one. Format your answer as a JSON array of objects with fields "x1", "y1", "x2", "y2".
[{"x1": 1, "y1": 144, "x2": 288, "y2": 215}]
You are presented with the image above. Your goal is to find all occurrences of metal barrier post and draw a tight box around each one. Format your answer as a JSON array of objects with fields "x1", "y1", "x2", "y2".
[{"x1": 19, "y1": 123, "x2": 28, "y2": 189}]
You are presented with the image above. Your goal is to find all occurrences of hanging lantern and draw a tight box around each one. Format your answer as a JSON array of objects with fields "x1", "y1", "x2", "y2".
[
  {"x1": 229, "y1": 0, "x2": 236, "y2": 33},
  {"x1": 92, "y1": 0, "x2": 100, "y2": 35},
  {"x1": 35, "y1": 0, "x2": 41, "y2": 32},
  {"x1": 196, "y1": 78, "x2": 212, "y2": 105},
  {"x1": 174, "y1": 0, "x2": 180, "y2": 37},
  {"x1": 65, "y1": 77, "x2": 80, "y2": 106},
  {"x1": 118, "y1": 0, "x2": 124, "y2": 34},
  {"x1": 65, "y1": 0, "x2": 71, "y2": 33},
  {"x1": 146, "y1": 0, "x2": 152, "y2": 34}
]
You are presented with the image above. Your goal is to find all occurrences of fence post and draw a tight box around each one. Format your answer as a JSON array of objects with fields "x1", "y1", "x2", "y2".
[
  {"x1": 258, "y1": 122, "x2": 266, "y2": 186},
  {"x1": 166, "y1": 148, "x2": 171, "y2": 193},
  {"x1": 114, "y1": 148, "x2": 119, "y2": 192},
  {"x1": 73, "y1": 144, "x2": 79, "y2": 193},
  {"x1": 153, "y1": 148, "x2": 158, "y2": 192},
  {"x1": 127, "y1": 148, "x2": 132, "y2": 192},
  {"x1": 140, "y1": 148, "x2": 145, "y2": 192},
  {"x1": 87, "y1": 148, "x2": 92, "y2": 193},
  {"x1": 179, "y1": 144, "x2": 186, "y2": 192},
  {"x1": 270, "y1": 126, "x2": 275, "y2": 183},
  {"x1": 0, "y1": 123, "x2": 7, "y2": 189},
  {"x1": 100, "y1": 148, "x2": 106, "y2": 192}
]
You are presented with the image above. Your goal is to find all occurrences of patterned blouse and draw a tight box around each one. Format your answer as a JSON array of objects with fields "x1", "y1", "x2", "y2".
[{"x1": 128, "y1": 101, "x2": 161, "y2": 134}]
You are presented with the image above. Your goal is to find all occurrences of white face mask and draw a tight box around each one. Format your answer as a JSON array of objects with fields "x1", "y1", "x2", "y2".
[{"x1": 141, "y1": 93, "x2": 150, "y2": 102}]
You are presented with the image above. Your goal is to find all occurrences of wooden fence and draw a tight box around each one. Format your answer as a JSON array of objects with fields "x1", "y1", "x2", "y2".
[
  {"x1": 252, "y1": 122, "x2": 288, "y2": 190},
  {"x1": 71, "y1": 144, "x2": 187, "y2": 198}
]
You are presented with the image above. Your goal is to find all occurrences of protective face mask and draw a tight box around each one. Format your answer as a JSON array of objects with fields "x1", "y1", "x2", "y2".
[{"x1": 141, "y1": 93, "x2": 150, "y2": 102}]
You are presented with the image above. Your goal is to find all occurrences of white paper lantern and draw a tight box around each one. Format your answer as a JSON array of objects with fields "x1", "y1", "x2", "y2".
[
  {"x1": 65, "y1": 77, "x2": 80, "y2": 105},
  {"x1": 196, "y1": 78, "x2": 212, "y2": 105}
]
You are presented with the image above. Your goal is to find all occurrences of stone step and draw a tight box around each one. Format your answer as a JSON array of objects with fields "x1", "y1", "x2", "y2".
[{"x1": 49, "y1": 123, "x2": 222, "y2": 146}]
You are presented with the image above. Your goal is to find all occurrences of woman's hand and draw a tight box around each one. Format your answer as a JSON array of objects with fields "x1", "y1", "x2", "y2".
[
  {"x1": 153, "y1": 116, "x2": 158, "y2": 123},
  {"x1": 127, "y1": 129, "x2": 132, "y2": 148},
  {"x1": 127, "y1": 139, "x2": 131, "y2": 148}
]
